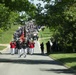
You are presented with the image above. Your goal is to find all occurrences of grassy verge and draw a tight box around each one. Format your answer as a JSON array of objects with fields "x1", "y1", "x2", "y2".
[
  {"x1": 0, "y1": 46, "x2": 7, "y2": 50},
  {"x1": 50, "y1": 53, "x2": 76, "y2": 72},
  {"x1": 0, "y1": 24, "x2": 21, "y2": 44},
  {"x1": 38, "y1": 27, "x2": 76, "y2": 72}
]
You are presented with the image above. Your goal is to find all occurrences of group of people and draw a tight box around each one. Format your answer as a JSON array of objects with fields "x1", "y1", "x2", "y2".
[
  {"x1": 40, "y1": 38, "x2": 59, "y2": 54},
  {"x1": 40, "y1": 39, "x2": 53, "y2": 54},
  {"x1": 10, "y1": 39, "x2": 35, "y2": 58},
  {"x1": 10, "y1": 25, "x2": 35, "y2": 58}
]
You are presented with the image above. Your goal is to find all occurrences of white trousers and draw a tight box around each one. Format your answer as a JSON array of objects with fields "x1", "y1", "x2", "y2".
[
  {"x1": 18, "y1": 49, "x2": 22, "y2": 57},
  {"x1": 11, "y1": 48, "x2": 15, "y2": 55},
  {"x1": 29, "y1": 48, "x2": 34, "y2": 54},
  {"x1": 23, "y1": 48, "x2": 27, "y2": 56},
  {"x1": 18, "y1": 48, "x2": 27, "y2": 57}
]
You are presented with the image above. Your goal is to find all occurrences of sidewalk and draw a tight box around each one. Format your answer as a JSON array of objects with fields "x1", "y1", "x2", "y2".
[
  {"x1": 0, "y1": 44, "x2": 9, "y2": 46},
  {"x1": 0, "y1": 44, "x2": 9, "y2": 52}
]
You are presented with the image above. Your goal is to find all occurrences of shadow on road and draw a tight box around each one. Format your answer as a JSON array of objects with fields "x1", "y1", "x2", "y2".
[
  {"x1": 0, "y1": 52, "x2": 75, "y2": 75},
  {"x1": 0, "y1": 58, "x2": 75, "y2": 74},
  {"x1": 40, "y1": 68, "x2": 75, "y2": 75},
  {"x1": 0, "y1": 58, "x2": 61, "y2": 65}
]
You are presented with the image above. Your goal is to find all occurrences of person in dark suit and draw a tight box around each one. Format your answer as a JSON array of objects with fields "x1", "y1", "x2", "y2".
[
  {"x1": 16, "y1": 39, "x2": 22, "y2": 57},
  {"x1": 40, "y1": 42, "x2": 44, "y2": 54},
  {"x1": 46, "y1": 41, "x2": 51, "y2": 54}
]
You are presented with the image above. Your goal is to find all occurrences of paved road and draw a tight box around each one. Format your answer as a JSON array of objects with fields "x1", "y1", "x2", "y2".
[{"x1": 0, "y1": 41, "x2": 75, "y2": 75}]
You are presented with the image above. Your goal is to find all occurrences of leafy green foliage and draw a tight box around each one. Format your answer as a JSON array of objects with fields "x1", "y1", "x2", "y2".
[
  {"x1": 0, "y1": 0, "x2": 36, "y2": 37},
  {"x1": 1, "y1": 0, "x2": 36, "y2": 17},
  {"x1": 35, "y1": 0, "x2": 76, "y2": 52},
  {"x1": 0, "y1": 4, "x2": 9, "y2": 30},
  {"x1": 0, "y1": 3, "x2": 19, "y2": 32}
]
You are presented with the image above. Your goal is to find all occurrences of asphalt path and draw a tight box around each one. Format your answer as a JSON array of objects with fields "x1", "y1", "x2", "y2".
[{"x1": 0, "y1": 41, "x2": 75, "y2": 75}]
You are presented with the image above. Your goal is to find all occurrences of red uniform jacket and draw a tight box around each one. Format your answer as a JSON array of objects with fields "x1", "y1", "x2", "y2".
[
  {"x1": 29, "y1": 42, "x2": 35, "y2": 48},
  {"x1": 10, "y1": 42, "x2": 16, "y2": 48}
]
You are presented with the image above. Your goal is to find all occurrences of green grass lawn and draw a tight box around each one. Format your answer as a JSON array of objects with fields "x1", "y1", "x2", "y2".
[
  {"x1": 38, "y1": 27, "x2": 76, "y2": 72},
  {"x1": 50, "y1": 53, "x2": 76, "y2": 71},
  {"x1": 0, "y1": 46, "x2": 7, "y2": 50},
  {"x1": 0, "y1": 24, "x2": 21, "y2": 44}
]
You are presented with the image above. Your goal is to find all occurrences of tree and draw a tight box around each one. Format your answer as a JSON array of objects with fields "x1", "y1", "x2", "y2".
[
  {"x1": 0, "y1": 4, "x2": 9, "y2": 30},
  {"x1": 35, "y1": 0, "x2": 76, "y2": 52},
  {"x1": 0, "y1": 0, "x2": 36, "y2": 35}
]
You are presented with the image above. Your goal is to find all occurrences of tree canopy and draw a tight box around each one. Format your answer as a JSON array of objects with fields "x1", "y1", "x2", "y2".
[
  {"x1": 34, "y1": 0, "x2": 76, "y2": 52},
  {"x1": 0, "y1": 0, "x2": 36, "y2": 34}
]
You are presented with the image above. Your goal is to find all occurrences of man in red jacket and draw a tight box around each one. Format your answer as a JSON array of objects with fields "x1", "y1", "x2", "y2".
[
  {"x1": 10, "y1": 40, "x2": 16, "y2": 55},
  {"x1": 28, "y1": 40, "x2": 35, "y2": 54}
]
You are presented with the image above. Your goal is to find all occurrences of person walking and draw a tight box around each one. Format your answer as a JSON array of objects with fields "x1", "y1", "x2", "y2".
[
  {"x1": 28, "y1": 40, "x2": 35, "y2": 54},
  {"x1": 27, "y1": 40, "x2": 30, "y2": 54},
  {"x1": 31, "y1": 40, "x2": 35, "y2": 54},
  {"x1": 40, "y1": 42, "x2": 44, "y2": 54},
  {"x1": 22, "y1": 40, "x2": 28, "y2": 57},
  {"x1": 16, "y1": 39, "x2": 23, "y2": 58},
  {"x1": 10, "y1": 40, "x2": 16, "y2": 55}
]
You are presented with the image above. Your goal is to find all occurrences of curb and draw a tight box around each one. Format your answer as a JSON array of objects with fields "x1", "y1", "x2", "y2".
[
  {"x1": 49, "y1": 55, "x2": 76, "y2": 74},
  {"x1": 0, "y1": 45, "x2": 10, "y2": 52}
]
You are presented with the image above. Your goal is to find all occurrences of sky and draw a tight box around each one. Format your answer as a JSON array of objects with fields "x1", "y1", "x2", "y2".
[
  {"x1": 20, "y1": 0, "x2": 46, "y2": 16},
  {"x1": 20, "y1": 0, "x2": 55, "y2": 16},
  {"x1": 28, "y1": 0, "x2": 55, "y2": 13},
  {"x1": 28, "y1": 0, "x2": 47, "y2": 7},
  {"x1": 29, "y1": 0, "x2": 55, "y2": 7}
]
